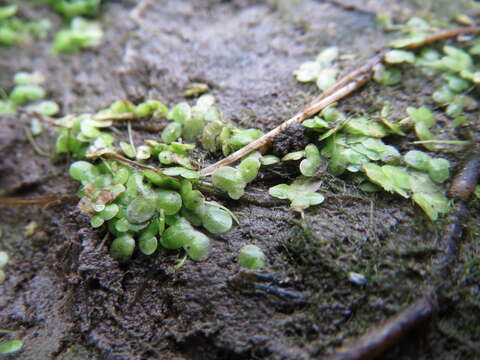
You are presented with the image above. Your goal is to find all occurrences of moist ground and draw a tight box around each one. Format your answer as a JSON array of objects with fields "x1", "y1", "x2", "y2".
[{"x1": 0, "y1": 1, "x2": 479, "y2": 359}]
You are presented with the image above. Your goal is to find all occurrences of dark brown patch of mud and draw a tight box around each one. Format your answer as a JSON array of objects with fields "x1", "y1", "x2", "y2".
[{"x1": 1, "y1": 1, "x2": 479, "y2": 360}]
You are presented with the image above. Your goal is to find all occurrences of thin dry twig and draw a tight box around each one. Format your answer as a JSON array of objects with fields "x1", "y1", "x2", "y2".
[
  {"x1": 402, "y1": 26, "x2": 480, "y2": 50},
  {"x1": 327, "y1": 294, "x2": 438, "y2": 360},
  {"x1": 0, "y1": 195, "x2": 78, "y2": 206},
  {"x1": 92, "y1": 112, "x2": 138, "y2": 121},
  {"x1": 22, "y1": 123, "x2": 52, "y2": 158},
  {"x1": 93, "y1": 152, "x2": 162, "y2": 173},
  {"x1": 200, "y1": 74, "x2": 373, "y2": 176}
]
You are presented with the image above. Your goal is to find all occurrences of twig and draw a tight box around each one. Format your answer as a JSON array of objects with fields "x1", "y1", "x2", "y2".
[
  {"x1": 92, "y1": 112, "x2": 138, "y2": 121},
  {"x1": 127, "y1": 120, "x2": 136, "y2": 153},
  {"x1": 448, "y1": 144, "x2": 480, "y2": 202},
  {"x1": 411, "y1": 140, "x2": 470, "y2": 146},
  {"x1": 402, "y1": 27, "x2": 480, "y2": 50},
  {"x1": 22, "y1": 124, "x2": 52, "y2": 158},
  {"x1": 200, "y1": 78, "x2": 371, "y2": 176},
  {"x1": 0, "y1": 195, "x2": 78, "y2": 206},
  {"x1": 17, "y1": 108, "x2": 66, "y2": 128},
  {"x1": 93, "y1": 152, "x2": 162, "y2": 174},
  {"x1": 327, "y1": 294, "x2": 438, "y2": 360}
]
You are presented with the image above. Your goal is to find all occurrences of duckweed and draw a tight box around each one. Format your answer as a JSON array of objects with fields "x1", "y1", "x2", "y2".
[
  {"x1": 110, "y1": 235, "x2": 135, "y2": 261},
  {"x1": 201, "y1": 205, "x2": 232, "y2": 234},
  {"x1": 0, "y1": 340, "x2": 23, "y2": 355},
  {"x1": 53, "y1": 17, "x2": 103, "y2": 53},
  {"x1": 183, "y1": 232, "x2": 211, "y2": 261},
  {"x1": 238, "y1": 245, "x2": 266, "y2": 270}
]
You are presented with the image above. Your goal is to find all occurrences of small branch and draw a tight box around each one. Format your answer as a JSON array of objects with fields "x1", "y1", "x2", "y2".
[
  {"x1": 92, "y1": 112, "x2": 138, "y2": 121},
  {"x1": 17, "y1": 108, "x2": 66, "y2": 128},
  {"x1": 448, "y1": 144, "x2": 480, "y2": 202},
  {"x1": 92, "y1": 152, "x2": 163, "y2": 174},
  {"x1": 0, "y1": 195, "x2": 78, "y2": 206},
  {"x1": 411, "y1": 140, "x2": 470, "y2": 145},
  {"x1": 327, "y1": 294, "x2": 437, "y2": 360},
  {"x1": 201, "y1": 77, "x2": 370, "y2": 176},
  {"x1": 402, "y1": 27, "x2": 480, "y2": 50},
  {"x1": 22, "y1": 124, "x2": 52, "y2": 158}
]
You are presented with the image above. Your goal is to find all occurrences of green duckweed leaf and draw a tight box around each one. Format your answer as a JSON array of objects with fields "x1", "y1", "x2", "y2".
[
  {"x1": 294, "y1": 61, "x2": 321, "y2": 82},
  {"x1": 363, "y1": 163, "x2": 410, "y2": 198},
  {"x1": 135, "y1": 145, "x2": 151, "y2": 160},
  {"x1": 126, "y1": 197, "x2": 156, "y2": 224},
  {"x1": 344, "y1": 117, "x2": 389, "y2": 138},
  {"x1": 384, "y1": 50, "x2": 416, "y2": 64},
  {"x1": 260, "y1": 155, "x2": 280, "y2": 165},
  {"x1": 302, "y1": 116, "x2": 330, "y2": 132},
  {"x1": 282, "y1": 151, "x2": 305, "y2": 161},
  {"x1": 162, "y1": 167, "x2": 199, "y2": 180},
  {"x1": 212, "y1": 166, "x2": 246, "y2": 200},
  {"x1": 410, "y1": 172, "x2": 450, "y2": 221},
  {"x1": 238, "y1": 244, "x2": 265, "y2": 270},
  {"x1": 201, "y1": 205, "x2": 232, "y2": 234},
  {"x1": 183, "y1": 231, "x2": 211, "y2": 261},
  {"x1": 427, "y1": 158, "x2": 450, "y2": 184},
  {"x1": 161, "y1": 122, "x2": 183, "y2": 144},
  {"x1": 138, "y1": 235, "x2": 158, "y2": 255},
  {"x1": 404, "y1": 150, "x2": 431, "y2": 171},
  {"x1": 120, "y1": 142, "x2": 136, "y2": 158},
  {"x1": 110, "y1": 235, "x2": 135, "y2": 260},
  {"x1": 0, "y1": 340, "x2": 23, "y2": 355},
  {"x1": 316, "y1": 68, "x2": 338, "y2": 91},
  {"x1": 168, "y1": 102, "x2": 191, "y2": 123},
  {"x1": 269, "y1": 177, "x2": 324, "y2": 211},
  {"x1": 53, "y1": 17, "x2": 103, "y2": 53},
  {"x1": 299, "y1": 144, "x2": 320, "y2": 177},
  {"x1": 373, "y1": 64, "x2": 401, "y2": 85},
  {"x1": 238, "y1": 156, "x2": 261, "y2": 183},
  {"x1": 14, "y1": 71, "x2": 44, "y2": 85},
  {"x1": 30, "y1": 100, "x2": 60, "y2": 116},
  {"x1": 10, "y1": 85, "x2": 45, "y2": 105}
]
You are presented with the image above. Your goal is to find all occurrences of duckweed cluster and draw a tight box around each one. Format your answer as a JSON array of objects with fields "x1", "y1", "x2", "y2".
[
  {"x1": 0, "y1": 4, "x2": 50, "y2": 47},
  {"x1": 53, "y1": 16, "x2": 103, "y2": 53},
  {"x1": 0, "y1": 2, "x2": 103, "y2": 54},
  {"x1": 0, "y1": 71, "x2": 60, "y2": 135},
  {"x1": 49, "y1": 0, "x2": 101, "y2": 18},
  {"x1": 269, "y1": 101, "x2": 452, "y2": 220},
  {"x1": 293, "y1": 46, "x2": 340, "y2": 91},
  {"x1": 286, "y1": 16, "x2": 480, "y2": 220},
  {"x1": 0, "y1": 250, "x2": 9, "y2": 285},
  {"x1": 50, "y1": 15, "x2": 480, "y2": 265},
  {"x1": 57, "y1": 97, "x2": 260, "y2": 263}
]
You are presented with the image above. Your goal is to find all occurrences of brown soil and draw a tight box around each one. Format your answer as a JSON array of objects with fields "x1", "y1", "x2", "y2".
[{"x1": 0, "y1": 1, "x2": 479, "y2": 359}]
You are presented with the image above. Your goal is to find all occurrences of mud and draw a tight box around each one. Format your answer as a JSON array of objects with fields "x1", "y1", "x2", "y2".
[{"x1": 0, "y1": 1, "x2": 479, "y2": 359}]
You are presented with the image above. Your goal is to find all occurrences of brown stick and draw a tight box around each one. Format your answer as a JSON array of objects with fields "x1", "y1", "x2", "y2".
[
  {"x1": 92, "y1": 113, "x2": 138, "y2": 121},
  {"x1": 0, "y1": 195, "x2": 78, "y2": 205},
  {"x1": 402, "y1": 27, "x2": 480, "y2": 50},
  {"x1": 93, "y1": 152, "x2": 163, "y2": 173},
  {"x1": 200, "y1": 76, "x2": 371, "y2": 176},
  {"x1": 327, "y1": 294, "x2": 438, "y2": 360},
  {"x1": 448, "y1": 144, "x2": 480, "y2": 202}
]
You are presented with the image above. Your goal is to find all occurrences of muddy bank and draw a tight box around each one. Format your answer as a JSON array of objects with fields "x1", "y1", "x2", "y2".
[{"x1": 0, "y1": 1, "x2": 479, "y2": 359}]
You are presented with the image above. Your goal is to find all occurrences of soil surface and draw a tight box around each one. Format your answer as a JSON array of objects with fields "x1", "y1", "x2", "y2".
[{"x1": 0, "y1": 1, "x2": 479, "y2": 360}]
